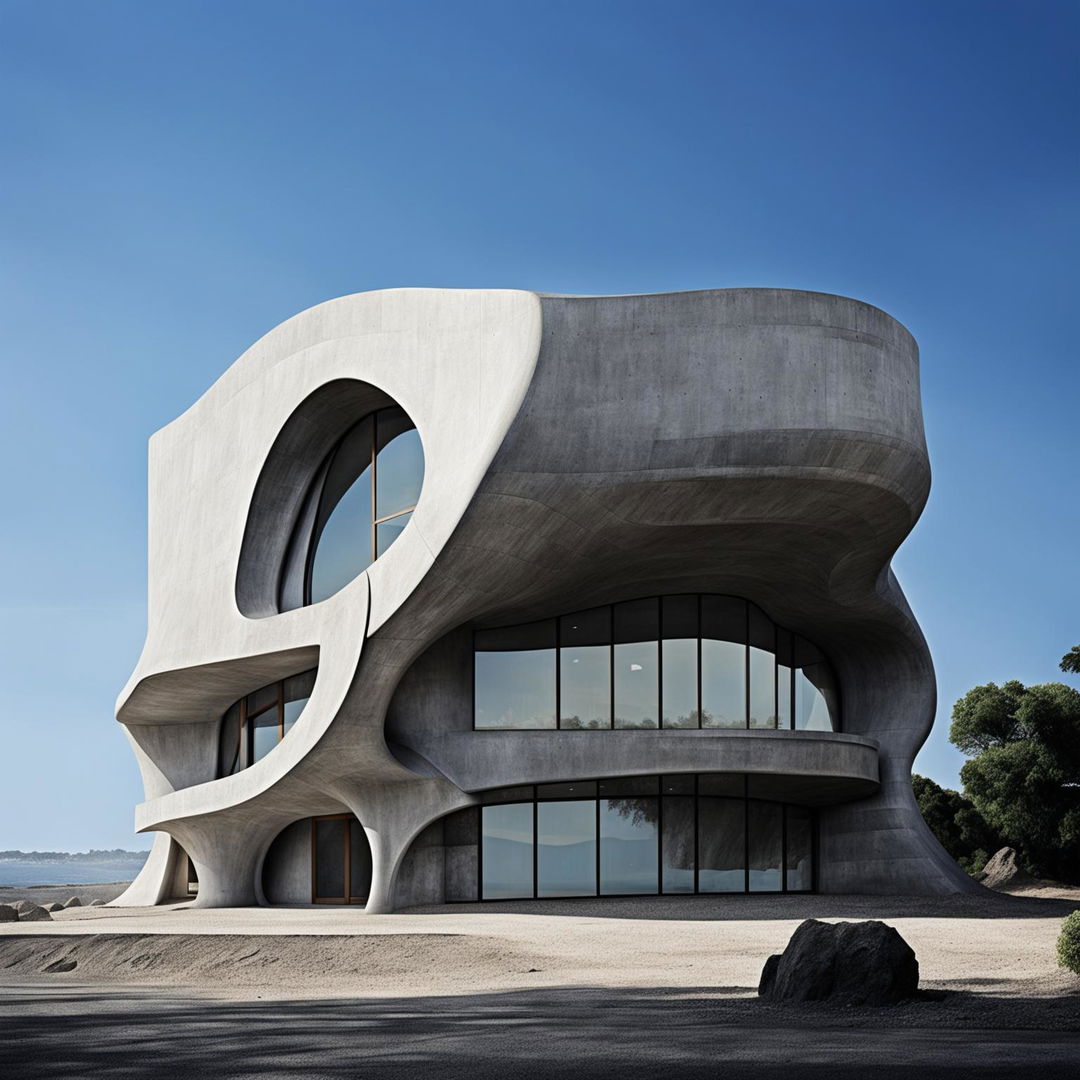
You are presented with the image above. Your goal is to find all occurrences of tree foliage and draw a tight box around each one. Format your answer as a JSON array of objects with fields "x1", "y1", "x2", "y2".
[
  {"x1": 950, "y1": 680, "x2": 1080, "y2": 882},
  {"x1": 1061, "y1": 645, "x2": 1080, "y2": 675},
  {"x1": 911, "y1": 774, "x2": 1002, "y2": 874}
]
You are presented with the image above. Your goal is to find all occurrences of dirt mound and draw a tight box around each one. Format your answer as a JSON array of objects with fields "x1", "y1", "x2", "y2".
[{"x1": 0, "y1": 933, "x2": 540, "y2": 990}]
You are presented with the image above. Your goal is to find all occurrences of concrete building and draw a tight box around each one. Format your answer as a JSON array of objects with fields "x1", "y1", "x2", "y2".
[{"x1": 114, "y1": 287, "x2": 976, "y2": 912}]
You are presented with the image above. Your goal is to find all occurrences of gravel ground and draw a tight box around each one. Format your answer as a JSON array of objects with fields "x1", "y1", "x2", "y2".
[{"x1": 0, "y1": 882, "x2": 130, "y2": 906}]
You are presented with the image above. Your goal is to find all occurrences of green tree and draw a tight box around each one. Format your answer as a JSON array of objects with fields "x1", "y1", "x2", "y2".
[
  {"x1": 1060, "y1": 646, "x2": 1080, "y2": 675},
  {"x1": 950, "y1": 680, "x2": 1080, "y2": 882},
  {"x1": 911, "y1": 774, "x2": 1002, "y2": 874}
]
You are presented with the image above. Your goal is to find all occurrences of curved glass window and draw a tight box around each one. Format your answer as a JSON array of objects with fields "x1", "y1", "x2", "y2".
[
  {"x1": 281, "y1": 406, "x2": 423, "y2": 610},
  {"x1": 473, "y1": 594, "x2": 840, "y2": 732},
  {"x1": 218, "y1": 669, "x2": 316, "y2": 776},
  {"x1": 478, "y1": 774, "x2": 814, "y2": 898}
]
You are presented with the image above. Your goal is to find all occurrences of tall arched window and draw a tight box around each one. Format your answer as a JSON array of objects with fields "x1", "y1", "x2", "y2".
[{"x1": 280, "y1": 406, "x2": 423, "y2": 609}]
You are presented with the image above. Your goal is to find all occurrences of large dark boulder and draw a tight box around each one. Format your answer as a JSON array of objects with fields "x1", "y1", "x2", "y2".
[
  {"x1": 979, "y1": 848, "x2": 1036, "y2": 890},
  {"x1": 758, "y1": 919, "x2": 919, "y2": 1005},
  {"x1": 0, "y1": 904, "x2": 17, "y2": 922},
  {"x1": 17, "y1": 904, "x2": 53, "y2": 922}
]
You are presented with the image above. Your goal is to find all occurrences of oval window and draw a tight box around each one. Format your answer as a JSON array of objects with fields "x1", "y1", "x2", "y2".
[{"x1": 282, "y1": 406, "x2": 423, "y2": 608}]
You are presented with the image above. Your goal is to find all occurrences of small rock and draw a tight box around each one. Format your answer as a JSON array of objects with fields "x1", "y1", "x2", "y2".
[
  {"x1": 18, "y1": 904, "x2": 53, "y2": 922},
  {"x1": 63, "y1": 897, "x2": 82, "y2": 908},
  {"x1": 43, "y1": 902, "x2": 64, "y2": 912},
  {"x1": 0, "y1": 904, "x2": 18, "y2": 922},
  {"x1": 89, "y1": 899, "x2": 106, "y2": 907},
  {"x1": 759, "y1": 919, "x2": 919, "y2": 1006},
  {"x1": 13, "y1": 900, "x2": 38, "y2": 914}
]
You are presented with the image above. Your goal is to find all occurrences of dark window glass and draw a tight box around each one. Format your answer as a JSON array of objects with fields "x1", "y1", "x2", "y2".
[
  {"x1": 786, "y1": 806, "x2": 813, "y2": 891},
  {"x1": 218, "y1": 703, "x2": 241, "y2": 777},
  {"x1": 598, "y1": 776, "x2": 658, "y2": 797},
  {"x1": 537, "y1": 801, "x2": 596, "y2": 897},
  {"x1": 475, "y1": 620, "x2": 556, "y2": 651},
  {"x1": 282, "y1": 697, "x2": 308, "y2": 736},
  {"x1": 748, "y1": 603, "x2": 776, "y2": 729},
  {"x1": 698, "y1": 774, "x2": 745, "y2": 797},
  {"x1": 350, "y1": 820, "x2": 372, "y2": 900},
  {"x1": 661, "y1": 795, "x2": 695, "y2": 893},
  {"x1": 314, "y1": 818, "x2": 346, "y2": 900},
  {"x1": 698, "y1": 797, "x2": 746, "y2": 892},
  {"x1": 614, "y1": 599, "x2": 659, "y2": 729},
  {"x1": 601, "y1": 798, "x2": 658, "y2": 895},
  {"x1": 537, "y1": 781, "x2": 598, "y2": 799},
  {"x1": 701, "y1": 596, "x2": 746, "y2": 728},
  {"x1": 482, "y1": 803, "x2": 534, "y2": 899},
  {"x1": 474, "y1": 649, "x2": 556, "y2": 729},
  {"x1": 748, "y1": 802, "x2": 783, "y2": 891},
  {"x1": 661, "y1": 774, "x2": 695, "y2": 795},
  {"x1": 483, "y1": 786, "x2": 534, "y2": 804},
  {"x1": 247, "y1": 681, "x2": 279, "y2": 717}
]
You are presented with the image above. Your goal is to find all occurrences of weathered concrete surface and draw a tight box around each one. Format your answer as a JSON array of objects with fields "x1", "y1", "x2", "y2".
[{"x1": 114, "y1": 288, "x2": 971, "y2": 910}]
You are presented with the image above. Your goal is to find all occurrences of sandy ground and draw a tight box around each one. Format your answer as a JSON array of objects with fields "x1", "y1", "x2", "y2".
[{"x1": 2, "y1": 889, "x2": 1078, "y2": 1078}]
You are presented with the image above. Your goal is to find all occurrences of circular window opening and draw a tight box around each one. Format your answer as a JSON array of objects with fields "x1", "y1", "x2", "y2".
[{"x1": 279, "y1": 405, "x2": 424, "y2": 609}]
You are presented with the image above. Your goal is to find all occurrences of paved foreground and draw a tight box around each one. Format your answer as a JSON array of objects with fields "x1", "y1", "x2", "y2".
[{"x1": 2, "y1": 983, "x2": 1080, "y2": 1079}]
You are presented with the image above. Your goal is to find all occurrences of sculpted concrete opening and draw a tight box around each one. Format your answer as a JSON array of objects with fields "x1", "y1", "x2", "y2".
[{"x1": 115, "y1": 288, "x2": 979, "y2": 912}]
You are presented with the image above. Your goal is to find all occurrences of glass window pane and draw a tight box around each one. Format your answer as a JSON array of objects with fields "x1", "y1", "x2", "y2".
[
  {"x1": 482, "y1": 803, "x2": 534, "y2": 899},
  {"x1": 661, "y1": 595, "x2": 698, "y2": 639},
  {"x1": 600, "y1": 797, "x2": 658, "y2": 895},
  {"x1": 701, "y1": 639, "x2": 745, "y2": 728},
  {"x1": 794, "y1": 637, "x2": 838, "y2": 731},
  {"x1": 614, "y1": 597, "x2": 659, "y2": 732},
  {"x1": 699, "y1": 774, "x2": 744, "y2": 797},
  {"x1": 560, "y1": 645, "x2": 610, "y2": 728},
  {"x1": 661, "y1": 795, "x2": 695, "y2": 893},
  {"x1": 537, "y1": 781, "x2": 597, "y2": 799},
  {"x1": 375, "y1": 510, "x2": 411, "y2": 557},
  {"x1": 538, "y1": 801, "x2": 596, "y2": 897},
  {"x1": 310, "y1": 470, "x2": 372, "y2": 604},
  {"x1": 786, "y1": 806, "x2": 813, "y2": 891},
  {"x1": 375, "y1": 421, "x2": 424, "y2": 520},
  {"x1": 483, "y1": 785, "x2": 534, "y2": 804},
  {"x1": 598, "y1": 777, "x2": 658, "y2": 797},
  {"x1": 776, "y1": 629, "x2": 793, "y2": 731},
  {"x1": 662, "y1": 774, "x2": 694, "y2": 795},
  {"x1": 475, "y1": 620, "x2": 556, "y2": 651},
  {"x1": 349, "y1": 820, "x2": 372, "y2": 900},
  {"x1": 250, "y1": 707, "x2": 279, "y2": 764},
  {"x1": 282, "y1": 696, "x2": 308, "y2": 736},
  {"x1": 474, "y1": 649, "x2": 556, "y2": 729},
  {"x1": 314, "y1": 818, "x2": 346, "y2": 899},
  {"x1": 698, "y1": 797, "x2": 746, "y2": 892},
  {"x1": 749, "y1": 802, "x2": 783, "y2": 891},
  {"x1": 560, "y1": 607, "x2": 611, "y2": 648},
  {"x1": 701, "y1": 595, "x2": 745, "y2": 644},
  {"x1": 218, "y1": 703, "x2": 241, "y2": 777},
  {"x1": 662, "y1": 637, "x2": 698, "y2": 728},
  {"x1": 748, "y1": 604, "x2": 776, "y2": 729}
]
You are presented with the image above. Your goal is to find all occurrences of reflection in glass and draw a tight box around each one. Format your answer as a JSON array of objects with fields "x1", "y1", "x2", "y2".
[
  {"x1": 218, "y1": 703, "x2": 241, "y2": 776},
  {"x1": 661, "y1": 795, "x2": 695, "y2": 893},
  {"x1": 474, "y1": 650, "x2": 556, "y2": 729},
  {"x1": 250, "y1": 709, "x2": 279, "y2": 764},
  {"x1": 375, "y1": 511, "x2": 412, "y2": 557},
  {"x1": 601, "y1": 798, "x2": 658, "y2": 894},
  {"x1": 662, "y1": 638, "x2": 697, "y2": 728},
  {"x1": 561, "y1": 647, "x2": 610, "y2": 728},
  {"x1": 701, "y1": 639, "x2": 745, "y2": 728},
  {"x1": 749, "y1": 801, "x2": 783, "y2": 891},
  {"x1": 615, "y1": 641, "x2": 658, "y2": 728},
  {"x1": 748, "y1": 604, "x2": 776, "y2": 729},
  {"x1": 796, "y1": 668, "x2": 832, "y2": 730},
  {"x1": 786, "y1": 806, "x2": 813, "y2": 891},
  {"x1": 699, "y1": 797, "x2": 745, "y2": 892},
  {"x1": 482, "y1": 803, "x2": 534, "y2": 899},
  {"x1": 375, "y1": 419, "x2": 423, "y2": 520},
  {"x1": 538, "y1": 801, "x2": 596, "y2": 897},
  {"x1": 282, "y1": 697, "x2": 308, "y2": 735}
]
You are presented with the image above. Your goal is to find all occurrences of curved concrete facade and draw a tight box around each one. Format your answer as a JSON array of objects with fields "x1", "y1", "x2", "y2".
[{"x1": 114, "y1": 287, "x2": 977, "y2": 912}]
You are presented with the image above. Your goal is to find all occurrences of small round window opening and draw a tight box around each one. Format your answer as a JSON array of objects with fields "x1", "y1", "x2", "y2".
[{"x1": 279, "y1": 406, "x2": 423, "y2": 610}]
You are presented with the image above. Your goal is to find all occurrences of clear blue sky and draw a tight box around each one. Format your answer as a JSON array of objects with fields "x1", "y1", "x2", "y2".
[{"x1": 1, "y1": 1, "x2": 1076, "y2": 851}]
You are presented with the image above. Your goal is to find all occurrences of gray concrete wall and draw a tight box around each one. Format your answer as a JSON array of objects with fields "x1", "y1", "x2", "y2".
[{"x1": 115, "y1": 287, "x2": 975, "y2": 909}]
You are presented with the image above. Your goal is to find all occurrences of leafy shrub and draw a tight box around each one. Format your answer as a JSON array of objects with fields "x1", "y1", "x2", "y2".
[{"x1": 1057, "y1": 911, "x2": 1080, "y2": 975}]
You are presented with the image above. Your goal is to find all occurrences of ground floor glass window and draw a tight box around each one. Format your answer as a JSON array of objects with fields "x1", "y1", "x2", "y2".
[{"x1": 478, "y1": 774, "x2": 814, "y2": 900}]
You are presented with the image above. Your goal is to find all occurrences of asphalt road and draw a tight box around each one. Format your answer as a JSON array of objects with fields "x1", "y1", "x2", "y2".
[{"x1": 3, "y1": 985, "x2": 1079, "y2": 1080}]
